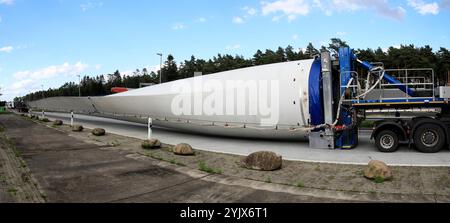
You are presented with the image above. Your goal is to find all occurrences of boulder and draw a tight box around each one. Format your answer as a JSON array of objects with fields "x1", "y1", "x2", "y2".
[
  {"x1": 243, "y1": 151, "x2": 283, "y2": 171},
  {"x1": 364, "y1": 160, "x2": 393, "y2": 181},
  {"x1": 72, "y1": 125, "x2": 84, "y2": 132},
  {"x1": 173, "y1": 143, "x2": 194, "y2": 156},
  {"x1": 53, "y1": 120, "x2": 63, "y2": 126},
  {"x1": 92, "y1": 128, "x2": 106, "y2": 136},
  {"x1": 142, "y1": 138, "x2": 162, "y2": 149}
]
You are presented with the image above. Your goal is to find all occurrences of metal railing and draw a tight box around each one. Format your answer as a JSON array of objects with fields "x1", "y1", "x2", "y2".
[{"x1": 341, "y1": 67, "x2": 436, "y2": 103}]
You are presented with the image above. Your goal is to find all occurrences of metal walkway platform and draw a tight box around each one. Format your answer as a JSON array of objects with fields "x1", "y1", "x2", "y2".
[{"x1": 349, "y1": 98, "x2": 448, "y2": 109}]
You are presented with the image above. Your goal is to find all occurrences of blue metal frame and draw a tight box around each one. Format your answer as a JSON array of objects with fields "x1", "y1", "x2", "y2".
[
  {"x1": 351, "y1": 98, "x2": 445, "y2": 104},
  {"x1": 309, "y1": 58, "x2": 324, "y2": 126},
  {"x1": 336, "y1": 47, "x2": 358, "y2": 149},
  {"x1": 357, "y1": 60, "x2": 414, "y2": 96}
]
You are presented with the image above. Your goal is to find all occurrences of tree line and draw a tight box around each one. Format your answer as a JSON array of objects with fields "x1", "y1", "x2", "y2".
[{"x1": 15, "y1": 38, "x2": 450, "y2": 104}]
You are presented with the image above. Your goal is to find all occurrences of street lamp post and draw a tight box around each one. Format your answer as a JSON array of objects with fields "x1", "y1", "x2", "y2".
[
  {"x1": 77, "y1": 75, "x2": 81, "y2": 97},
  {"x1": 157, "y1": 53, "x2": 163, "y2": 84}
]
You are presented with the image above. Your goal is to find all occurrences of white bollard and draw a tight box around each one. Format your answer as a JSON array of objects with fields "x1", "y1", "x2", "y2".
[
  {"x1": 42, "y1": 110, "x2": 45, "y2": 119},
  {"x1": 148, "y1": 117, "x2": 153, "y2": 140},
  {"x1": 71, "y1": 112, "x2": 74, "y2": 127}
]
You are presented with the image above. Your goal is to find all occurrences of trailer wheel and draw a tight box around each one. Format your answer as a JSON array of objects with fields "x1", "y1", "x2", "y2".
[
  {"x1": 375, "y1": 130, "x2": 399, "y2": 153},
  {"x1": 413, "y1": 123, "x2": 445, "y2": 153}
]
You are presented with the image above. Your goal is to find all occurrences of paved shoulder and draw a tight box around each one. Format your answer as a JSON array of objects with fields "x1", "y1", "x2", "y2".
[{"x1": 0, "y1": 114, "x2": 346, "y2": 203}]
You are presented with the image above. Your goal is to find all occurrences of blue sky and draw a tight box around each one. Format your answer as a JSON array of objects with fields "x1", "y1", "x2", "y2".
[{"x1": 1, "y1": 0, "x2": 450, "y2": 101}]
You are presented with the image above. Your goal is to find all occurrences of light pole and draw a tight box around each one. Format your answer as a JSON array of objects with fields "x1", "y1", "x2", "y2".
[
  {"x1": 77, "y1": 75, "x2": 81, "y2": 97},
  {"x1": 157, "y1": 53, "x2": 163, "y2": 84}
]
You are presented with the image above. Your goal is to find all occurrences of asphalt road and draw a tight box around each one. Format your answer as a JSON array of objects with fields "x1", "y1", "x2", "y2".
[{"x1": 35, "y1": 111, "x2": 450, "y2": 166}]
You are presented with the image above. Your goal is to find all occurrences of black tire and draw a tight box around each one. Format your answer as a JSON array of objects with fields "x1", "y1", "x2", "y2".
[
  {"x1": 413, "y1": 123, "x2": 445, "y2": 153},
  {"x1": 375, "y1": 130, "x2": 399, "y2": 153}
]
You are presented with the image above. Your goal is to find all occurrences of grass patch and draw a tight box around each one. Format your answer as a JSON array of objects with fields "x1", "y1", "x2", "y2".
[
  {"x1": 1, "y1": 132, "x2": 22, "y2": 158},
  {"x1": 169, "y1": 159, "x2": 186, "y2": 167},
  {"x1": 7, "y1": 187, "x2": 18, "y2": 196},
  {"x1": 143, "y1": 152, "x2": 187, "y2": 167},
  {"x1": 108, "y1": 140, "x2": 121, "y2": 147},
  {"x1": 265, "y1": 176, "x2": 272, "y2": 183},
  {"x1": 296, "y1": 181, "x2": 305, "y2": 188},
  {"x1": 8, "y1": 141, "x2": 22, "y2": 158},
  {"x1": 198, "y1": 161, "x2": 223, "y2": 174},
  {"x1": 373, "y1": 176, "x2": 386, "y2": 184},
  {"x1": 314, "y1": 165, "x2": 321, "y2": 171},
  {"x1": 355, "y1": 170, "x2": 364, "y2": 176},
  {"x1": 0, "y1": 175, "x2": 6, "y2": 184},
  {"x1": 0, "y1": 110, "x2": 11, "y2": 115},
  {"x1": 19, "y1": 159, "x2": 27, "y2": 168},
  {"x1": 359, "y1": 120, "x2": 375, "y2": 128},
  {"x1": 148, "y1": 152, "x2": 163, "y2": 161}
]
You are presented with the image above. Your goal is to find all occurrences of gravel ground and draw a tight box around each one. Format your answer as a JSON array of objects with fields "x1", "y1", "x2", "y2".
[
  {"x1": 38, "y1": 116, "x2": 450, "y2": 197},
  {"x1": 0, "y1": 118, "x2": 46, "y2": 203}
]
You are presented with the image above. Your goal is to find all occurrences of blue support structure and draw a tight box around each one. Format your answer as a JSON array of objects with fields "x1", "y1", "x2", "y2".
[
  {"x1": 309, "y1": 58, "x2": 324, "y2": 127},
  {"x1": 357, "y1": 60, "x2": 414, "y2": 96},
  {"x1": 335, "y1": 47, "x2": 358, "y2": 149}
]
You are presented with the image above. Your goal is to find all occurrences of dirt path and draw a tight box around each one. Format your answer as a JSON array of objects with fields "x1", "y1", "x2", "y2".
[{"x1": 0, "y1": 120, "x2": 45, "y2": 203}]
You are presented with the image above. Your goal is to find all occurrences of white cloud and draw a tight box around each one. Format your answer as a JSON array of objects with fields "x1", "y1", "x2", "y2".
[
  {"x1": 261, "y1": 0, "x2": 310, "y2": 21},
  {"x1": 0, "y1": 0, "x2": 14, "y2": 5},
  {"x1": 336, "y1": 31, "x2": 346, "y2": 36},
  {"x1": 0, "y1": 16, "x2": 2, "y2": 23},
  {"x1": 233, "y1": 6, "x2": 258, "y2": 24},
  {"x1": 292, "y1": 34, "x2": 299, "y2": 40},
  {"x1": 80, "y1": 1, "x2": 104, "y2": 12},
  {"x1": 328, "y1": 0, "x2": 406, "y2": 20},
  {"x1": 226, "y1": 44, "x2": 241, "y2": 50},
  {"x1": 313, "y1": 0, "x2": 332, "y2": 15},
  {"x1": 232, "y1": 16, "x2": 245, "y2": 24},
  {"x1": 0, "y1": 46, "x2": 13, "y2": 53},
  {"x1": 407, "y1": 0, "x2": 439, "y2": 15},
  {"x1": 272, "y1": 15, "x2": 282, "y2": 22},
  {"x1": 5, "y1": 62, "x2": 90, "y2": 99},
  {"x1": 196, "y1": 17, "x2": 207, "y2": 23},
  {"x1": 10, "y1": 79, "x2": 33, "y2": 93},
  {"x1": 287, "y1": 14, "x2": 297, "y2": 21},
  {"x1": 13, "y1": 62, "x2": 89, "y2": 80},
  {"x1": 95, "y1": 64, "x2": 102, "y2": 70},
  {"x1": 381, "y1": 44, "x2": 401, "y2": 53},
  {"x1": 258, "y1": 0, "x2": 403, "y2": 20},
  {"x1": 16, "y1": 45, "x2": 27, "y2": 50},
  {"x1": 172, "y1": 23, "x2": 186, "y2": 30},
  {"x1": 243, "y1": 6, "x2": 258, "y2": 16}
]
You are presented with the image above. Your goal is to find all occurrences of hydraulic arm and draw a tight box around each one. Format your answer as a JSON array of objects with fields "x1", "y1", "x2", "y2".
[{"x1": 356, "y1": 59, "x2": 415, "y2": 97}]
